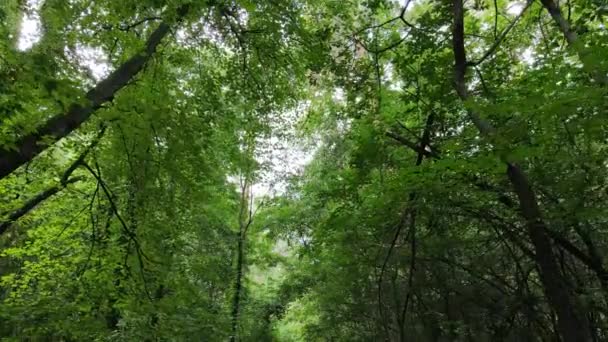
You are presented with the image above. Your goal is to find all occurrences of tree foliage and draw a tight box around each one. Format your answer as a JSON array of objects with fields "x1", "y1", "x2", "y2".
[{"x1": 0, "y1": 0, "x2": 607, "y2": 340}]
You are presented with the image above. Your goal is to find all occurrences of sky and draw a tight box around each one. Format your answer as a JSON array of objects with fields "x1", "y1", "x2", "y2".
[
  {"x1": 19, "y1": 0, "x2": 110, "y2": 80},
  {"x1": 17, "y1": 0, "x2": 42, "y2": 51}
]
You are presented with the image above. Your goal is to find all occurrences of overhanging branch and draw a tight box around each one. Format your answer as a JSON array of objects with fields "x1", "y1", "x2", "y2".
[{"x1": 0, "y1": 127, "x2": 106, "y2": 235}]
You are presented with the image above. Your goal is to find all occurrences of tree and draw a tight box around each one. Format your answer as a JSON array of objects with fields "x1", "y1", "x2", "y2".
[{"x1": 1, "y1": 0, "x2": 607, "y2": 340}]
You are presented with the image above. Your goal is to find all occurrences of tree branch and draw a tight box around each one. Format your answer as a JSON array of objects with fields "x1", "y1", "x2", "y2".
[
  {"x1": 0, "y1": 177, "x2": 83, "y2": 235},
  {"x1": 539, "y1": 0, "x2": 577, "y2": 44},
  {"x1": 385, "y1": 131, "x2": 439, "y2": 158},
  {"x1": 0, "y1": 127, "x2": 106, "y2": 235},
  {"x1": 539, "y1": 0, "x2": 607, "y2": 85}
]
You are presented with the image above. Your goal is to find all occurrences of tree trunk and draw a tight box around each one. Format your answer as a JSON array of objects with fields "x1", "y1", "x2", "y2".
[
  {"x1": 230, "y1": 233, "x2": 244, "y2": 342},
  {"x1": 230, "y1": 180, "x2": 252, "y2": 342},
  {"x1": 507, "y1": 163, "x2": 589, "y2": 341},
  {"x1": 0, "y1": 6, "x2": 188, "y2": 181},
  {"x1": 450, "y1": 1, "x2": 590, "y2": 339}
]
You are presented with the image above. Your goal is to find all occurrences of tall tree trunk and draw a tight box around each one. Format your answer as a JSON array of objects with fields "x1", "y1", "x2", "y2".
[
  {"x1": 230, "y1": 232, "x2": 244, "y2": 342},
  {"x1": 230, "y1": 180, "x2": 252, "y2": 342},
  {"x1": 0, "y1": 6, "x2": 188, "y2": 181},
  {"x1": 506, "y1": 164, "x2": 589, "y2": 341},
  {"x1": 450, "y1": 1, "x2": 589, "y2": 340}
]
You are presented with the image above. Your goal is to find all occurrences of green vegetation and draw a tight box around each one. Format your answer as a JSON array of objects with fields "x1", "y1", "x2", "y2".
[{"x1": 1, "y1": 0, "x2": 607, "y2": 340}]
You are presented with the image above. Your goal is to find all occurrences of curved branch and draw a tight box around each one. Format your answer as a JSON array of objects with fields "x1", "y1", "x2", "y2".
[{"x1": 467, "y1": 0, "x2": 532, "y2": 67}]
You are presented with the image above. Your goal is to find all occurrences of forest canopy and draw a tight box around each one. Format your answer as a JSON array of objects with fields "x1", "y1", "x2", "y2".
[{"x1": 0, "y1": 0, "x2": 607, "y2": 340}]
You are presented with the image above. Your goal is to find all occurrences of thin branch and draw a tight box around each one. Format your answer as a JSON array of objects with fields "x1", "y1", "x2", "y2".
[
  {"x1": 354, "y1": 16, "x2": 402, "y2": 37},
  {"x1": 119, "y1": 16, "x2": 163, "y2": 32},
  {"x1": 82, "y1": 162, "x2": 158, "y2": 266},
  {"x1": 83, "y1": 163, "x2": 134, "y2": 241},
  {"x1": 467, "y1": 0, "x2": 532, "y2": 67},
  {"x1": 493, "y1": 0, "x2": 499, "y2": 39},
  {"x1": 355, "y1": 0, "x2": 413, "y2": 37},
  {"x1": 98, "y1": 16, "x2": 163, "y2": 35},
  {"x1": 377, "y1": 207, "x2": 410, "y2": 328},
  {"x1": 474, "y1": 66, "x2": 493, "y2": 99},
  {"x1": 396, "y1": 120, "x2": 421, "y2": 139},
  {"x1": 83, "y1": 162, "x2": 154, "y2": 300},
  {"x1": 78, "y1": 180, "x2": 100, "y2": 277}
]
